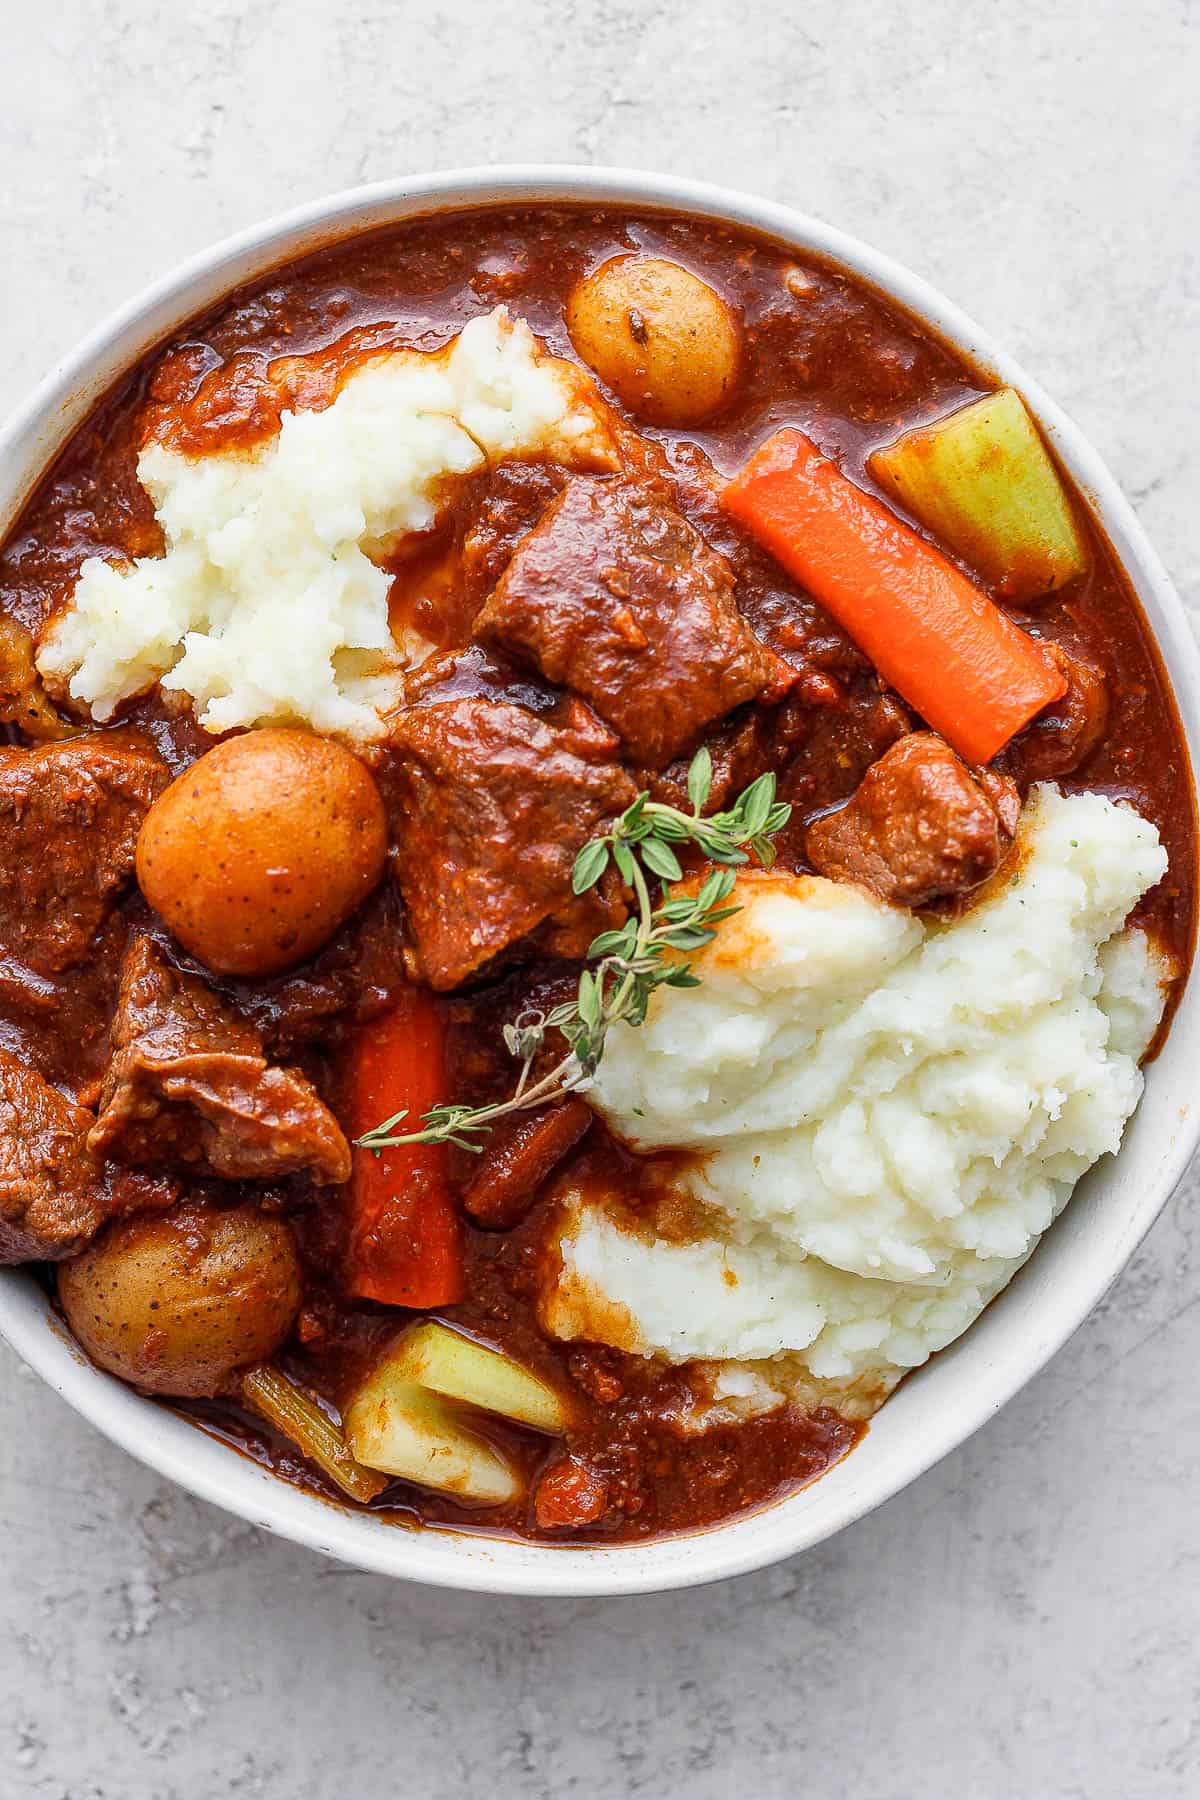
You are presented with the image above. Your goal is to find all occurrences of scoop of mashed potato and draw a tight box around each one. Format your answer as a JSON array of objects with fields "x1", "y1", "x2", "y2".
[
  {"x1": 38, "y1": 308, "x2": 613, "y2": 740},
  {"x1": 543, "y1": 787, "x2": 1173, "y2": 1408}
]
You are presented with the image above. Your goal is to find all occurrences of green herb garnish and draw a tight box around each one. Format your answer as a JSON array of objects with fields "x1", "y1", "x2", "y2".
[{"x1": 355, "y1": 750, "x2": 790, "y2": 1154}]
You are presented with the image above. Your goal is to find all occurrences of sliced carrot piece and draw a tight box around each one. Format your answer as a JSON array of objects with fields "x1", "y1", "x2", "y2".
[
  {"x1": 343, "y1": 989, "x2": 464, "y2": 1308},
  {"x1": 722, "y1": 428, "x2": 1066, "y2": 765}
]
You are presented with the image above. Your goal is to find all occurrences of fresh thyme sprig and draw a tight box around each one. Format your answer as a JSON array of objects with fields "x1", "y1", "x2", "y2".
[{"x1": 355, "y1": 749, "x2": 791, "y2": 1154}]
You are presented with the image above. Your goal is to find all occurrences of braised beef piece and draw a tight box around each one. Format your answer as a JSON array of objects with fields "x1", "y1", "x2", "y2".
[
  {"x1": 384, "y1": 464, "x2": 573, "y2": 657},
  {"x1": 806, "y1": 732, "x2": 1020, "y2": 908},
  {"x1": 0, "y1": 731, "x2": 170, "y2": 1100},
  {"x1": 782, "y1": 685, "x2": 913, "y2": 820},
  {"x1": 461, "y1": 1098, "x2": 593, "y2": 1229},
  {"x1": 474, "y1": 477, "x2": 791, "y2": 768},
  {"x1": 0, "y1": 1050, "x2": 174, "y2": 1263},
  {"x1": 89, "y1": 938, "x2": 351, "y2": 1184},
  {"x1": 0, "y1": 730, "x2": 169, "y2": 975},
  {"x1": 974, "y1": 765, "x2": 1022, "y2": 837},
  {"x1": 1007, "y1": 642, "x2": 1109, "y2": 782},
  {"x1": 384, "y1": 687, "x2": 637, "y2": 990},
  {"x1": 528, "y1": 875, "x2": 628, "y2": 962},
  {"x1": 659, "y1": 437, "x2": 871, "y2": 686},
  {"x1": 457, "y1": 462, "x2": 572, "y2": 620},
  {"x1": 221, "y1": 883, "x2": 408, "y2": 1059},
  {"x1": 642, "y1": 707, "x2": 778, "y2": 813},
  {"x1": 0, "y1": 916, "x2": 130, "y2": 1107}
]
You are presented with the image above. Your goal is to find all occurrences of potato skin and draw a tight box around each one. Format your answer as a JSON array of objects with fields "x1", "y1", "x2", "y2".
[
  {"x1": 58, "y1": 1200, "x2": 302, "y2": 1398},
  {"x1": 137, "y1": 728, "x2": 388, "y2": 976},
  {"x1": 566, "y1": 255, "x2": 741, "y2": 426}
]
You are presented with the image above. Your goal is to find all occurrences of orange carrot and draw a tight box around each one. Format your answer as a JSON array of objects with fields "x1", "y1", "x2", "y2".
[
  {"x1": 722, "y1": 428, "x2": 1066, "y2": 765},
  {"x1": 343, "y1": 990, "x2": 464, "y2": 1308}
]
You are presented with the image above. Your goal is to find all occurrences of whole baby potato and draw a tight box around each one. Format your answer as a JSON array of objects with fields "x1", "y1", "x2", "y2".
[
  {"x1": 58, "y1": 1200, "x2": 302, "y2": 1398},
  {"x1": 565, "y1": 255, "x2": 741, "y2": 426},
  {"x1": 137, "y1": 727, "x2": 388, "y2": 976}
]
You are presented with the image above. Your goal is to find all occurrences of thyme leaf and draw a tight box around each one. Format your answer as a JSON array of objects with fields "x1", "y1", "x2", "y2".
[{"x1": 354, "y1": 753, "x2": 791, "y2": 1153}]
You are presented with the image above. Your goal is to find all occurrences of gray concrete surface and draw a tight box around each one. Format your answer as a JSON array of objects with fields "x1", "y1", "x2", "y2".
[{"x1": 2, "y1": 2, "x2": 1198, "y2": 1795}]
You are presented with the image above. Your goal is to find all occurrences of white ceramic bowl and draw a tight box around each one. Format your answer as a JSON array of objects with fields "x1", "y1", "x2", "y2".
[{"x1": 1, "y1": 167, "x2": 1196, "y2": 1596}]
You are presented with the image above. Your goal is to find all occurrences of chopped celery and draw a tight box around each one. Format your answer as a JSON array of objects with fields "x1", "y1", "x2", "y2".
[
  {"x1": 384, "y1": 1322, "x2": 573, "y2": 1434},
  {"x1": 868, "y1": 387, "x2": 1088, "y2": 601},
  {"x1": 342, "y1": 1325, "x2": 569, "y2": 1505},
  {"x1": 344, "y1": 1366, "x2": 521, "y2": 1505},
  {"x1": 241, "y1": 1364, "x2": 389, "y2": 1504}
]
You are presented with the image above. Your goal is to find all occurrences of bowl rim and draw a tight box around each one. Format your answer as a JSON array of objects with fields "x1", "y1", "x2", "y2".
[{"x1": 1, "y1": 163, "x2": 1197, "y2": 1598}]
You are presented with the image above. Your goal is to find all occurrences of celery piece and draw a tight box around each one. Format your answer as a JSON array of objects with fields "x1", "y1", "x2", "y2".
[
  {"x1": 868, "y1": 387, "x2": 1088, "y2": 601},
  {"x1": 242, "y1": 1364, "x2": 389, "y2": 1504},
  {"x1": 344, "y1": 1366, "x2": 521, "y2": 1505},
  {"x1": 384, "y1": 1322, "x2": 572, "y2": 1434}
]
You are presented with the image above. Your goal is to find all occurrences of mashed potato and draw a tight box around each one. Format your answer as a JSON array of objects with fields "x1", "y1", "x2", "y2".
[
  {"x1": 543, "y1": 788, "x2": 1173, "y2": 1408},
  {"x1": 38, "y1": 309, "x2": 612, "y2": 739}
]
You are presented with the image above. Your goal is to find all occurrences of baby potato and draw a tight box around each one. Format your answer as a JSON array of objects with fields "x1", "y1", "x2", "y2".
[
  {"x1": 566, "y1": 255, "x2": 741, "y2": 426},
  {"x1": 58, "y1": 1200, "x2": 302, "y2": 1398},
  {"x1": 137, "y1": 727, "x2": 388, "y2": 976}
]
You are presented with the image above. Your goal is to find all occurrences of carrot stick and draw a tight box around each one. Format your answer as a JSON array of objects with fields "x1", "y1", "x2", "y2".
[
  {"x1": 722, "y1": 428, "x2": 1066, "y2": 765},
  {"x1": 343, "y1": 989, "x2": 464, "y2": 1308}
]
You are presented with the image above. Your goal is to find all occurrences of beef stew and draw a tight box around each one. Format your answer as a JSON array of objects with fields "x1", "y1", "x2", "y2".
[{"x1": 0, "y1": 204, "x2": 1193, "y2": 1546}]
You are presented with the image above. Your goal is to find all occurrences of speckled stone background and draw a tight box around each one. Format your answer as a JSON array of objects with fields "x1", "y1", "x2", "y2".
[{"x1": 2, "y1": 2, "x2": 1198, "y2": 1795}]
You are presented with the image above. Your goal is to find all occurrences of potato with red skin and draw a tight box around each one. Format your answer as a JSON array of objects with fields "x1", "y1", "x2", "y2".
[
  {"x1": 137, "y1": 728, "x2": 388, "y2": 976},
  {"x1": 58, "y1": 1200, "x2": 302, "y2": 1397},
  {"x1": 566, "y1": 255, "x2": 741, "y2": 426}
]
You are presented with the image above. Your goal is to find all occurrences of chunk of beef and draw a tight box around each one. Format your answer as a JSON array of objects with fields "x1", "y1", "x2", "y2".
[
  {"x1": 0, "y1": 730, "x2": 169, "y2": 974},
  {"x1": 384, "y1": 692, "x2": 637, "y2": 990},
  {"x1": 220, "y1": 883, "x2": 409, "y2": 1058},
  {"x1": 643, "y1": 708, "x2": 778, "y2": 813},
  {"x1": 974, "y1": 764, "x2": 1023, "y2": 837},
  {"x1": 474, "y1": 477, "x2": 790, "y2": 768},
  {"x1": 648, "y1": 434, "x2": 871, "y2": 685},
  {"x1": 89, "y1": 938, "x2": 351, "y2": 1184},
  {"x1": 806, "y1": 732, "x2": 1019, "y2": 908},
  {"x1": 457, "y1": 462, "x2": 573, "y2": 621},
  {"x1": 1008, "y1": 642, "x2": 1109, "y2": 782},
  {"x1": 0, "y1": 1050, "x2": 173, "y2": 1263},
  {"x1": 0, "y1": 914, "x2": 131, "y2": 1106},
  {"x1": 462, "y1": 1099, "x2": 593, "y2": 1229},
  {"x1": 783, "y1": 685, "x2": 913, "y2": 819},
  {"x1": 384, "y1": 465, "x2": 574, "y2": 661},
  {"x1": 529, "y1": 872, "x2": 627, "y2": 962}
]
